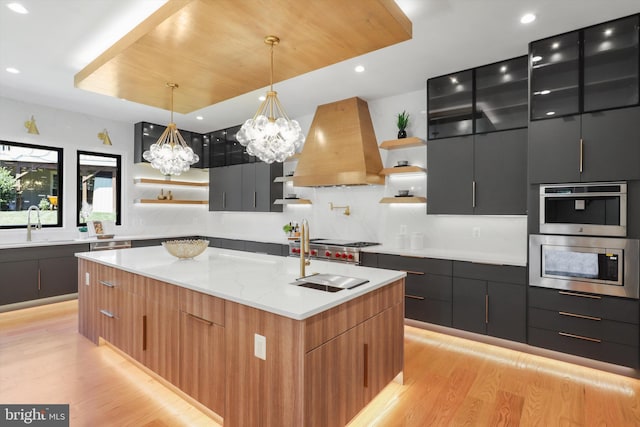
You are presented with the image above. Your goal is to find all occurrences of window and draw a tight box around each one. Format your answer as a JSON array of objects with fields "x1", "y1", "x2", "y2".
[
  {"x1": 0, "y1": 141, "x2": 63, "y2": 229},
  {"x1": 77, "y1": 151, "x2": 121, "y2": 226}
]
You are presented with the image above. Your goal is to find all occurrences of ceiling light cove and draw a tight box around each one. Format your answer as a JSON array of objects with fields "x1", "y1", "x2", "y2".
[
  {"x1": 520, "y1": 13, "x2": 536, "y2": 24},
  {"x1": 7, "y1": 3, "x2": 28, "y2": 14}
]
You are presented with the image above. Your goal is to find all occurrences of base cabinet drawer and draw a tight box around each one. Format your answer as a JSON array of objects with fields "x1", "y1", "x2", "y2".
[
  {"x1": 529, "y1": 307, "x2": 639, "y2": 347},
  {"x1": 528, "y1": 326, "x2": 640, "y2": 368}
]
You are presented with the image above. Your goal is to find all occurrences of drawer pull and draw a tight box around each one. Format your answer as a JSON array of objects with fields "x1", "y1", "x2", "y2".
[
  {"x1": 99, "y1": 280, "x2": 115, "y2": 288},
  {"x1": 485, "y1": 294, "x2": 489, "y2": 324},
  {"x1": 99, "y1": 309, "x2": 114, "y2": 318},
  {"x1": 187, "y1": 313, "x2": 213, "y2": 326},
  {"x1": 558, "y1": 291, "x2": 601, "y2": 300},
  {"x1": 559, "y1": 311, "x2": 601, "y2": 321},
  {"x1": 402, "y1": 270, "x2": 425, "y2": 276},
  {"x1": 363, "y1": 343, "x2": 369, "y2": 388},
  {"x1": 405, "y1": 294, "x2": 425, "y2": 301},
  {"x1": 142, "y1": 315, "x2": 147, "y2": 351},
  {"x1": 558, "y1": 331, "x2": 601, "y2": 343}
]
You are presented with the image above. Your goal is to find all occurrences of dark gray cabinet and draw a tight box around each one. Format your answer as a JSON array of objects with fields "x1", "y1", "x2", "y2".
[
  {"x1": 241, "y1": 163, "x2": 283, "y2": 212},
  {"x1": 427, "y1": 128, "x2": 527, "y2": 215},
  {"x1": 0, "y1": 260, "x2": 39, "y2": 305},
  {"x1": 528, "y1": 286, "x2": 639, "y2": 368},
  {"x1": 210, "y1": 163, "x2": 282, "y2": 212},
  {"x1": 452, "y1": 261, "x2": 527, "y2": 343},
  {"x1": 209, "y1": 166, "x2": 242, "y2": 211},
  {"x1": 529, "y1": 106, "x2": 640, "y2": 183},
  {"x1": 0, "y1": 244, "x2": 89, "y2": 306},
  {"x1": 375, "y1": 254, "x2": 453, "y2": 326}
]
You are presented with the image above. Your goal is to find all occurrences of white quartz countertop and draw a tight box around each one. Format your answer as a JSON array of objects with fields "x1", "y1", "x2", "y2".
[
  {"x1": 362, "y1": 244, "x2": 527, "y2": 267},
  {"x1": 76, "y1": 246, "x2": 405, "y2": 320}
]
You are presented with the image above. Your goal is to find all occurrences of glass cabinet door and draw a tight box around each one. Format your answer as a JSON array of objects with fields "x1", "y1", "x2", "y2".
[
  {"x1": 428, "y1": 70, "x2": 473, "y2": 139},
  {"x1": 530, "y1": 32, "x2": 580, "y2": 120},
  {"x1": 475, "y1": 56, "x2": 528, "y2": 133},
  {"x1": 583, "y1": 15, "x2": 639, "y2": 112}
]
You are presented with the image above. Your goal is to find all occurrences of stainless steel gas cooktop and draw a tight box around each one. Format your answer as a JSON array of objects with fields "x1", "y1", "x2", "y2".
[{"x1": 289, "y1": 238, "x2": 379, "y2": 264}]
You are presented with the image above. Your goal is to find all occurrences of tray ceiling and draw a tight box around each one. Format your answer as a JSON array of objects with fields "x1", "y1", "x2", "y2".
[{"x1": 74, "y1": 0, "x2": 412, "y2": 114}]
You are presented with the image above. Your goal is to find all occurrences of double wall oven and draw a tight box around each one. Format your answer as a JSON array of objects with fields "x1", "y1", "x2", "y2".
[{"x1": 530, "y1": 181, "x2": 640, "y2": 299}]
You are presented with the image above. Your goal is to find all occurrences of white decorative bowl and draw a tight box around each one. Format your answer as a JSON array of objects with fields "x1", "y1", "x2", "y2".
[{"x1": 162, "y1": 239, "x2": 209, "y2": 259}]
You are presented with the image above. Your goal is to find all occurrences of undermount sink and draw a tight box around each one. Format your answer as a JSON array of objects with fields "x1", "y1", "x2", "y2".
[{"x1": 292, "y1": 273, "x2": 369, "y2": 292}]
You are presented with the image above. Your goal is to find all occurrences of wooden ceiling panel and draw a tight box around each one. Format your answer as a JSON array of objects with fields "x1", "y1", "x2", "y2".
[{"x1": 74, "y1": 0, "x2": 412, "y2": 113}]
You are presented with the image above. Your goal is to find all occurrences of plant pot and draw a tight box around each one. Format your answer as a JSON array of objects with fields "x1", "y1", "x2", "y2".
[{"x1": 397, "y1": 129, "x2": 407, "y2": 139}]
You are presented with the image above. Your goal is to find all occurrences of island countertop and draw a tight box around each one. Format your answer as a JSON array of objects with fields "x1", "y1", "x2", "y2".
[{"x1": 76, "y1": 246, "x2": 405, "y2": 320}]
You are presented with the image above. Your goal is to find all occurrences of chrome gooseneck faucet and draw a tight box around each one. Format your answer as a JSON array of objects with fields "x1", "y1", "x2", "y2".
[
  {"x1": 299, "y1": 218, "x2": 310, "y2": 277},
  {"x1": 26, "y1": 205, "x2": 42, "y2": 242}
]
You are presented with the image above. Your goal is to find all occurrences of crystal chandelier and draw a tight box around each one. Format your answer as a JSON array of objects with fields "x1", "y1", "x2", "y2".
[
  {"x1": 143, "y1": 83, "x2": 199, "y2": 175},
  {"x1": 236, "y1": 36, "x2": 305, "y2": 163}
]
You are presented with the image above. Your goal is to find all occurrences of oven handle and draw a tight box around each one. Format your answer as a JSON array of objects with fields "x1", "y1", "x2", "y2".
[
  {"x1": 541, "y1": 191, "x2": 625, "y2": 198},
  {"x1": 559, "y1": 290, "x2": 601, "y2": 300}
]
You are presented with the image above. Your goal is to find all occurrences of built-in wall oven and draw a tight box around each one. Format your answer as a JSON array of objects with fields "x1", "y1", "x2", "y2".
[
  {"x1": 540, "y1": 181, "x2": 626, "y2": 237},
  {"x1": 529, "y1": 234, "x2": 639, "y2": 299}
]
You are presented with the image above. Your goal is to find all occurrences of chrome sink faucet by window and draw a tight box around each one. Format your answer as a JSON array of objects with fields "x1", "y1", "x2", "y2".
[
  {"x1": 300, "y1": 219, "x2": 310, "y2": 277},
  {"x1": 26, "y1": 205, "x2": 42, "y2": 241}
]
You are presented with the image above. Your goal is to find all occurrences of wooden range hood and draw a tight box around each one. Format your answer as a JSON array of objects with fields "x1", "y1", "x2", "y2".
[
  {"x1": 73, "y1": 0, "x2": 412, "y2": 113},
  {"x1": 293, "y1": 97, "x2": 384, "y2": 187}
]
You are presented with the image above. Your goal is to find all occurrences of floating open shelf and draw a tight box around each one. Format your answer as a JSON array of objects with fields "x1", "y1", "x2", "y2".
[
  {"x1": 379, "y1": 137, "x2": 425, "y2": 150},
  {"x1": 274, "y1": 199, "x2": 312, "y2": 205},
  {"x1": 135, "y1": 199, "x2": 208, "y2": 205},
  {"x1": 379, "y1": 166, "x2": 426, "y2": 175},
  {"x1": 134, "y1": 178, "x2": 208, "y2": 187},
  {"x1": 379, "y1": 196, "x2": 426, "y2": 204}
]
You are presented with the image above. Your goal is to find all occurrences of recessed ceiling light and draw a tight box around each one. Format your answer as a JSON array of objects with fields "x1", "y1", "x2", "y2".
[
  {"x1": 551, "y1": 42, "x2": 560, "y2": 49},
  {"x1": 6, "y1": 67, "x2": 20, "y2": 74},
  {"x1": 196, "y1": 116, "x2": 204, "y2": 120},
  {"x1": 520, "y1": 13, "x2": 536, "y2": 24},
  {"x1": 259, "y1": 95, "x2": 266, "y2": 102},
  {"x1": 7, "y1": 2, "x2": 28, "y2": 14},
  {"x1": 450, "y1": 77, "x2": 458, "y2": 84},
  {"x1": 531, "y1": 55, "x2": 543, "y2": 63},
  {"x1": 500, "y1": 65, "x2": 507, "y2": 73},
  {"x1": 546, "y1": 111, "x2": 556, "y2": 116},
  {"x1": 354, "y1": 65, "x2": 365, "y2": 73},
  {"x1": 604, "y1": 28, "x2": 613, "y2": 37},
  {"x1": 540, "y1": 89, "x2": 551, "y2": 95}
]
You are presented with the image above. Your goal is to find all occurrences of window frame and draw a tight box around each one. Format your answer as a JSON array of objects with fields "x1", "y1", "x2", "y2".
[
  {"x1": 0, "y1": 140, "x2": 64, "y2": 229},
  {"x1": 76, "y1": 150, "x2": 122, "y2": 227}
]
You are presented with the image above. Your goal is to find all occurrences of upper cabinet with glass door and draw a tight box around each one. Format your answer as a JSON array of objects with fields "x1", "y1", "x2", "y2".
[
  {"x1": 475, "y1": 56, "x2": 528, "y2": 133},
  {"x1": 427, "y1": 70, "x2": 473, "y2": 139},
  {"x1": 530, "y1": 14, "x2": 639, "y2": 120},
  {"x1": 428, "y1": 56, "x2": 528, "y2": 140}
]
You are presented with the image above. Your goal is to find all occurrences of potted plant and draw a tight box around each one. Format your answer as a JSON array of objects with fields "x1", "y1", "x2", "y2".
[
  {"x1": 282, "y1": 223, "x2": 294, "y2": 237},
  {"x1": 396, "y1": 110, "x2": 409, "y2": 139}
]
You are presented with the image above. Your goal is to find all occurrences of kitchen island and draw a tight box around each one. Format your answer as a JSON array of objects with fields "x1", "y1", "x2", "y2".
[{"x1": 76, "y1": 246, "x2": 405, "y2": 427}]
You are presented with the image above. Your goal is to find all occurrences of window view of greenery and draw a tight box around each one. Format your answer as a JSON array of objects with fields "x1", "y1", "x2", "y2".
[
  {"x1": 77, "y1": 151, "x2": 121, "y2": 226},
  {"x1": 0, "y1": 141, "x2": 63, "y2": 228}
]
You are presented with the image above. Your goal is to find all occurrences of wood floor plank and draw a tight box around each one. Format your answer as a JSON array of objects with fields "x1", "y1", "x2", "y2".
[{"x1": 2, "y1": 301, "x2": 640, "y2": 427}]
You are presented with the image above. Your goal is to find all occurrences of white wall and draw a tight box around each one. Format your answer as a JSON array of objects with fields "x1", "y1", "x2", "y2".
[{"x1": 0, "y1": 93, "x2": 527, "y2": 263}]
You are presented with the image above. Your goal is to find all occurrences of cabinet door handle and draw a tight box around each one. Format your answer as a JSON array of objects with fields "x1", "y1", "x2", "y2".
[
  {"x1": 187, "y1": 313, "x2": 213, "y2": 326},
  {"x1": 472, "y1": 181, "x2": 476, "y2": 208},
  {"x1": 405, "y1": 294, "x2": 425, "y2": 301},
  {"x1": 559, "y1": 311, "x2": 601, "y2": 321},
  {"x1": 579, "y1": 138, "x2": 584, "y2": 173},
  {"x1": 99, "y1": 309, "x2": 114, "y2": 318},
  {"x1": 559, "y1": 290, "x2": 601, "y2": 300},
  {"x1": 485, "y1": 294, "x2": 489, "y2": 324},
  {"x1": 401, "y1": 270, "x2": 425, "y2": 276},
  {"x1": 99, "y1": 280, "x2": 115, "y2": 288},
  {"x1": 559, "y1": 331, "x2": 601, "y2": 343},
  {"x1": 222, "y1": 192, "x2": 226, "y2": 209},
  {"x1": 38, "y1": 269, "x2": 41, "y2": 291},
  {"x1": 363, "y1": 343, "x2": 369, "y2": 388},
  {"x1": 142, "y1": 315, "x2": 147, "y2": 351},
  {"x1": 253, "y1": 191, "x2": 257, "y2": 208}
]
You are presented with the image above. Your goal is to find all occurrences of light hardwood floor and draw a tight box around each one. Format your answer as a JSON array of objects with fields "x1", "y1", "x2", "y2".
[{"x1": 1, "y1": 300, "x2": 639, "y2": 426}]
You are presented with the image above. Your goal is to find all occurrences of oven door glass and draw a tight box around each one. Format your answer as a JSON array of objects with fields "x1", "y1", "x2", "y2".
[{"x1": 542, "y1": 245, "x2": 623, "y2": 286}]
